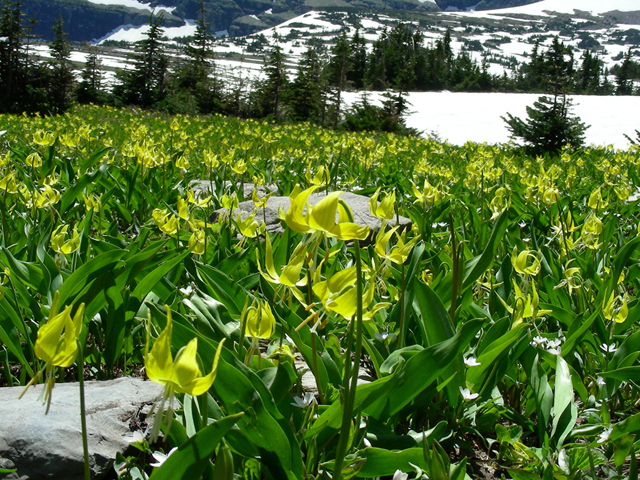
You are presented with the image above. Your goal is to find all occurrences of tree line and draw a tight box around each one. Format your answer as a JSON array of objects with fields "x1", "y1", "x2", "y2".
[{"x1": 1, "y1": 0, "x2": 639, "y2": 134}]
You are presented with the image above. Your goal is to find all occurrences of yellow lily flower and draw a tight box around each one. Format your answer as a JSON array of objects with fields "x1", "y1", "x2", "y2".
[
  {"x1": 603, "y1": 292, "x2": 628, "y2": 323},
  {"x1": 145, "y1": 309, "x2": 223, "y2": 396},
  {"x1": 511, "y1": 246, "x2": 541, "y2": 277},
  {"x1": 231, "y1": 159, "x2": 247, "y2": 175},
  {"x1": 251, "y1": 188, "x2": 271, "y2": 209},
  {"x1": 82, "y1": 192, "x2": 101, "y2": 213},
  {"x1": 258, "y1": 236, "x2": 307, "y2": 288},
  {"x1": 160, "y1": 215, "x2": 179, "y2": 236},
  {"x1": 51, "y1": 225, "x2": 81, "y2": 255},
  {"x1": 20, "y1": 293, "x2": 85, "y2": 413},
  {"x1": 305, "y1": 165, "x2": 330, "y2": 187},
  {"x1": 588, "y1": 187, "x2": 608, "y2": 210},
  {"x1": 188, "y1": 229, "x2": 205, "y2": 255},
  {"x1": 374, "y1": 224, "x2": 418, "y2": 265},
  {"x1": 0, "y1": 171, "x2": 17, "y2": 194},
  {"x1": 34, "y1": 186, "x2": 61, "y2": 209},
  {"x1": 25, "y1": 152, "x2": 42, "y2": 168},
  {"x1": 145, "y1": 308, "x2": 225, "y2": 441},
  {"x1": 33, "y1": 130, "x2": 56, "y2": 146},
  {"x1": 369, "y1": 188, "x2": 395, "y2": 220},
  {"x1": 284, "y1": 186, "x2": 369, "y2": 241},
  {"x1": 236, "y1": 212, "x2": 259, "y2": 238},
  {"x1": 243, "y1": 299, "x2": 276, "y2": 339}
]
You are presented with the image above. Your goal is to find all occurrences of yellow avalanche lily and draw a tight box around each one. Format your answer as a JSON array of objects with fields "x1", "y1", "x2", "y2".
[
  {"x1": 145, "y1": 309, "x2": 224, "y2": 396},
  {"x1": 284, "y1": 186, "x2": 369, "y2": 241},
  {"x1": 145, "y1": 308, "x2": 225, "y2": 441},
  {"x1": 511, "y1": 246, "x2": 541, "y2": 277},
  {"x1": 51, "y1": 225, "x2": 81, "y2": 255},
  {"x1": 20, "y1": 293, "x2": 85, "y2": 413},
  {"x1": 369, "y1": 188, "x2": 395, "y2": 220}
]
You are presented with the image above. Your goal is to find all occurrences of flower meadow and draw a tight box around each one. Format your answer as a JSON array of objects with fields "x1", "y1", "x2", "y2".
[{"x1": 2, "y1": 105, "x2": 640, "y2": 479}]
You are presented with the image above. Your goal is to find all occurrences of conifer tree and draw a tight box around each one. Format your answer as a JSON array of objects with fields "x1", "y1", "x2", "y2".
[
  {"x1": 174, "y1": 1, "x2": 222, "y2": 113},
  {"x1": 347, "y1": 29, "x2": 367, "y2": 89},
  {"x1": 326, "y1": 32, "x2": 351, "y2": 125},
  {"x1": 288, "y1": 41, "x2": 327, "y2": 123},
  {"x1": 48, "y1": 15, "x2": 74, "y2": 114},
  {"x1": 114, "y1": 12, "x2": 168, "y2": 107},
  {"x1": 76, "y1": 43, "x2": 104, "y2": 104},
  {"x1": 256, "y1": 35, "x2": 288, "y2": 118},
  {"x1": 616, "y1": 50, "x2": 634, "y2": 95},
  {"x1": 0, "y1": 0, "x2": 28, "y2": 113}
]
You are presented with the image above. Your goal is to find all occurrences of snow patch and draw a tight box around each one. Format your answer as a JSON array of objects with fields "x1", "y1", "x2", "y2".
[{"x1": 86, "y1": 0, "x2": 176, "y2": 13}]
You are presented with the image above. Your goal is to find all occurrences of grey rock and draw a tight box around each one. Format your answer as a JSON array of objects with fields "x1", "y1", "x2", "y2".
[
  {"x1": 211, "y1": 191, "x2": 412, "y2": 236},
  {"x1": 0, "y1": 377, "x2": 163, "y2": 480},
  {"x1": 189, "y1": 180, "x2": 278, "y2": 201}
]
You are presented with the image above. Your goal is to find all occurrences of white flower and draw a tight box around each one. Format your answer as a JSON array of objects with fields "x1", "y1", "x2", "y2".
[
  {"x1": 291, "y1": 393, "x2": 315, "y2": 408},
  {"x1": 179, "y1": 285, "x2": 193, "y2": 296},
  {"x1": 599, "y1": 343, "x2": 617, "y2": 353},
  {"x1": 459, "y1": 386, "x2": 479, "y2": 401},
  {"x1": 463, "y1": 356, "x2": 481, "y2": 367},
  {"x1": 363, "y1": 438, "x2": 372, "y2": 448},
  {"x1": 547, "y1": 338, "x2": 562, "y2": 348},
  {"x1": 150, "y1": 447, "x2": 178, "y2": 467},
  {"x1": 125, "y1": 430, "x2": 145, "y2": 445},
  {"x1": 547, "y1": 346, "x2": 561, "y2": 355},
  {"x1": 393, "y1": 470, "x2": 409, "y2": 480},
  {"x1": 597, "y1": 426, "x2": 612, "y2": 444},
  {"x1": 596, "y1": 376, "x2": 606, "y2": 386},
  {"x1": 531, "y1": 335, "x2": 547, "y2": 347}
]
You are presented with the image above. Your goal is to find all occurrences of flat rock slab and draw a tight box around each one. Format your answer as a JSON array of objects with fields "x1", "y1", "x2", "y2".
[
  {"x1": 0, "y1": 377, "x2": 163, "y2": 480},
  {"x1": 189, "y1": 180, "x2": 278, "y2": 201},
  {"x1": 212, "y1": 191, "x2": 412, "y2": 236}
]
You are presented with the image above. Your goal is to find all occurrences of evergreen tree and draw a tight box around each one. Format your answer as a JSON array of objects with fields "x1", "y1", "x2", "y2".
[
  {"x1": 347, "y1": 29, "x2": 367, "y2": 89},
  {"x1": 113, "y1": 12, "x2": 168, "y2": 107},
  {"x1": 503, "y1": 94, "x2": 588, "y2": 155},
  {"x1": 287, "y1": 41, "x2": 327, "y2": 123},
  {"x1": 576, "y1": 49, "x2": 602, "y2": 94},
  {"x1": 76, "y1": 43, "x2": 104, "y2": 104},
  {"x1": 541, "y1": 37, "x2": 574, "y2": 96},
  {"x1": 173, "y1": 1, "x2": 222, "y2": 113},
  {"x1": 47, "y1": 15, "x2": 73, "y2": 114},
  {"x1": 255, "y1": 36, "x2": 288, "y2": 118},
  {"x1": 616, "y1": 50, "x2": 634, "y2": 95},
  {"x1": 326, "y1": 32, "x2": 351, "y2": 125},
  {"x1": 0, "y1": 1, "x2": 28, "y2": 113}
]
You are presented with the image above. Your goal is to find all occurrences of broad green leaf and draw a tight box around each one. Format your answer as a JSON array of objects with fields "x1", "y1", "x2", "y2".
[{"x1": 150, "y1": 413, "x2": 243, "y2": 480}]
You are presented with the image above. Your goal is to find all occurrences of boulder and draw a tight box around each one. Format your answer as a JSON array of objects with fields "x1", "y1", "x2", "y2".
[
  {"x1": 0, "y1": 377, "x2": 163, "y2": 480},
  {"x1": 211, "y1": 191, "x2": 412, "y2": 236},
  {"x1": 189, "y1": 180, "x2": 278, "y2": 201}
]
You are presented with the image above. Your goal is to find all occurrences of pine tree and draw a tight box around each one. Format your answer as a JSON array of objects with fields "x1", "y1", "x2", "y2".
[
  {"x1": 174, "y1": 1, "x2": 222, "y2": 113},
  {"x1": 503, "y1": 95, "x2": 588, "y2": 155},
  {"x1": 287, "y1": 41, "x2": 327, "y2": 123},
  {"x1": 255, "y1": 36, "x2": 288, "y2": 118},
  {"x1": 76, "y1": 43, "x2": 104, "y2": 104},
  {"x1": 47, "y1": 15, "x2": 74, "y2": 114},
  {"x1": 0, "y1": 1, "x2": 28, "y2": 113},
  {"x1": 616, "y1": 50, "x2": 634, "y2": 95},
  {"x1": 576, "y1": 49, "x2": 602, "y2": 94},
  {"x1": 326, "y1": 32, "x2": 351, "y2": 125},
  {"x1": 113, "y1": 12, "x2": 168, "y2": 107},
  {"x1": 347, "y1": 29, "x2": 367, "y2": 89}
]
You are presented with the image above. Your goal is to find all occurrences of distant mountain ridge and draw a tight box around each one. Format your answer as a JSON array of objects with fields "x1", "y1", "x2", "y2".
[{"x1": 12, "y1": 0, "x2": 541, "y2": 42}]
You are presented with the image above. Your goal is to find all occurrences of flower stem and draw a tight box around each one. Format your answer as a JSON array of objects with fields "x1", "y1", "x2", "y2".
[
  {"x1": 333, "y1": 239, "x2": 364, "y2": 480},
  {"x1": 77, "y1": 341, "x2": 91, "y2": 480}
]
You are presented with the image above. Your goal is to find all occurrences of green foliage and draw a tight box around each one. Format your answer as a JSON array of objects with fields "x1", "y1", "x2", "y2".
[{"x1": 503, "y1": 94, "x2": 588, "y2": 155}]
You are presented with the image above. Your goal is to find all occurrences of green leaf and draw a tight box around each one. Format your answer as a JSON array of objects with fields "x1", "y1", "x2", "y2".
[
  {"x1": 412, "y1": 282, "x2": 463, "y2": 405},
  {"x1": 1, "y1": 248, "x2": 47, "y2": 295},
  {"x1": 614, "y1": 434, "x2": 636, "y2": 469},
  {"x1": 506, "y1": 469, "x2": 542, "y2": 480},
  {"x1": 462, "y1": 209, "x2": 509, "y2": 291},
  {"x1": 56, "y1": 249, "x2": 127, "y2": 306},
  {"x1": 150, "y1": 413, "x2": 244, "y2": 480},
  {"x1": 551, "y1": 355, "x2": 577, "y2": 448},
  {"x1": 529, "y1": 355, "x2": 552, "y2": 442},
  {"x1": 353, "y1": 447, "x2": 430, "y2": 478}
]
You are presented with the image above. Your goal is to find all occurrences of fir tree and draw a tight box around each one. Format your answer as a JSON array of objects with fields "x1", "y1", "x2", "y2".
[
  {"x1": 616, "y1": 50, "x2": 634, "y2": 95},
  {"x1": 503, "y1": 94, "x2": 588, "y2": 155},
  {"x1": 174, "y1": 1, "x2": 222, "y2": 113},
  {"x1": 47, "y1": 15, "x2": 73, "y2": 114},
  {"x1": 255, "y1": 36, "x2": 288, "y2": 118},
  {"x1": 114, "y1": 12, "x2": 168, "y2": 107},
  {"x1": 76, "y1": 43, "x2": 104, "y2": 104},
  {"x1": 326, "y1": 32, "x2": 351, "y2": 125},
  {"x1": 287, "y1": 41, "x2": 327, "y2": 123},
  {"x1": 347, "y1": 29, "x2": 367, "y2": 89},
  {"x1": 0, "y1": 1, "x2": 28, "y2": 113}
]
